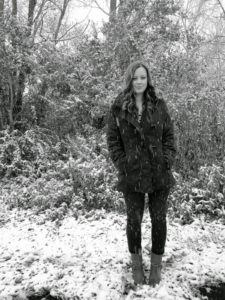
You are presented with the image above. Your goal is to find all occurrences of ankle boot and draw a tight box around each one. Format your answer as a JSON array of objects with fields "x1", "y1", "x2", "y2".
[
  {"x1": 149, "y1": 252, "x2": 162, "y2": 286},
  {"x1": 131, "y1": 252, "x2": 144, "y2": 284}
]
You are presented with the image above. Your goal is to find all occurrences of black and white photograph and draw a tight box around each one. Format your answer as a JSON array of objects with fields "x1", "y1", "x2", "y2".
[{"x1": 0, "y1": 0, "x2": 225, "y2": 299}]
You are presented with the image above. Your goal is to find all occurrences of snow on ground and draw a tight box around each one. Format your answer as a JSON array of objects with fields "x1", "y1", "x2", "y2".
[{"x1": 0, "y1": 209, "x2": 225, "y2": 300}]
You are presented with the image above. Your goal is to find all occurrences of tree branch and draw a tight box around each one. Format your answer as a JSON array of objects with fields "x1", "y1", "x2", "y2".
[
  {"x1": 0, "y1": 0, "x2": 4, "y2": 41},
  {"x1": 57, "y1": 20, "x2": 85, "y2": 41},
  {"x1": 55, "y1": 19, "x2": 90, "y2": 43},
  {"x1": 33, "y1": 0, "x2": 47, "y2": 24},
  {"x1": 11, "y1": 0, "x2": 17, "y2": 16},
  {"x1": 7, "y1": 75, "x2": 14, "y2": 129},
  {"x1": 28, "y1": 0, "x2": 37, "y2": 29},
  {"x1": 93, "y1": 0, "x2": 109, "y2": 15},
  {"x1": 217, "y1": 0, "x2": 225, "y2": 18},
  {"x1": 110, "y1": 0, "x2": 116, "y2": 14},
  {"x1": 48, "y1": 0, "x2": 63, "y2": 11},
  {"x1": 0, "y1": 0, "x2": 4, "y2": 18},
  {"x1": 54, "y1": 0, "x2": 70, "y2": 43},
  {"x1": 73, "y1": 0, "x2": 92, "y2": 8}
]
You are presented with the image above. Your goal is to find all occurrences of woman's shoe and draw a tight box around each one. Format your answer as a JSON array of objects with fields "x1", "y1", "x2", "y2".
[
  {"x1": 149, "y1": 252, "x2": 162, "y2": 286},
  {"x1": 131, "y1": 252, "x2": 144, "y2": 284}
]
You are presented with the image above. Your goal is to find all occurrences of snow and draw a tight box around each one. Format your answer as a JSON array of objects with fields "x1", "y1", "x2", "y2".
[{"x1": 0, "y1": 209, "x2": 225, "y2": 299}]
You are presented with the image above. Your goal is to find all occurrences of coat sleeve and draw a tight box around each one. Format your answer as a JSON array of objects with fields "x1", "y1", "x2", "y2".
[
  {"x1": 162, "y1": 100, "x2": 176, "y2": 169},
  {"x1": 106, "y1": 107, "x2": 126, "y2": 173}
]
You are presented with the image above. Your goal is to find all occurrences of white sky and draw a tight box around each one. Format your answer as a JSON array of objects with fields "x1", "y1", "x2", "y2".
[
  {"x1": 68, "y1": 0, "x2": 225, "y2": 21},
  {"x1": 67, "y1": 0, "x2": 225, "y2": 35},
  {"x1": 68, "y1": 0, "x2": 109, "y2": 25}
]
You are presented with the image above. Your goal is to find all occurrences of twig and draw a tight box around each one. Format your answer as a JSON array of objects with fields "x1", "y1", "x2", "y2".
[
  {"x1": 93, "y1": 0, "x2": 109, "y2": 16},
  {"x1": 217, "y1": 0, "x2": 225, "y2": 18}
]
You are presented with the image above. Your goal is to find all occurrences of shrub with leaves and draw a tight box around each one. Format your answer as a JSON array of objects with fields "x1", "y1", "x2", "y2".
[
  {"x1": 1, "y1": 125, "x2": 225, "y2": 224},
  {"x1": 0, "y1": 127, "x2": 126, "y2": 215},
  {"x1": 67, "y1": 131, "x2": 125, "y2": 213},
  {"x1": 169, "y1": 162, "x2": 225, "y2": 224},
  {"x1": 0, "y1": 128, "x2": 73, "y2": 212},
  {"x1": 0, "y1": 129, "x2": 37, "y2": 178}
]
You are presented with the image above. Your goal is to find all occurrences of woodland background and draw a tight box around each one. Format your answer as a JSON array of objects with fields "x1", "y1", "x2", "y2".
[{"x1": 0, "y1": 0, "x2": 225, "y2": 224}]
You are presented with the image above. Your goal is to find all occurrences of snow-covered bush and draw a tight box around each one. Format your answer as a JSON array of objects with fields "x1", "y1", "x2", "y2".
[
  {"x1": 0, "y1": 128, "x2": 69, "y2": 178},
  {"x1": 0, "y1": 128, "x2": 73, "y2": 213},
  {"x1": 0, "y1": 128, "x2": 125, "y2": 216},
  {"x1": 67, "y1": 132, "x2": 125, "y2": 213},
  {"x1": 1, "y1": 128, "x2": 225, "y2": 223},
  {"x1": 169, "y1": 163, "x2": 225, "y2": 224}
]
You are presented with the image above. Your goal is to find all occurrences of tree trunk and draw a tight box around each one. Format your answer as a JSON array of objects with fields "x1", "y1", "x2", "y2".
[
  {"x1": 28, "y1": 0, "x2": 37, "y2": 28},
  {"x1": 0, "y1": 0, "x2": 4, "y2": 45},
  {"x1": 12, "y1": 0, "x2": 17, "y2": 16},
  {"x1": 110, "y1": 0, "x2": 117, "y2": 14},
  {"x1": 13, "y1": 71, "x2": 25, "y2": 129},
  {"x1": 0, "y1": 0, "x2": 4, "y2": 130},
  {"x1": 8, "y1": 75, "x2": 15, "y2": 130},
  {"x1": 109, "y1": 0, "x2": 117, "y2": 22},
  {"x1": 54, "y1": 0, "x2": 70, "y2": 43},
  {"x1": 32, "y1": 0, "x2": 47, "y2": 38},
  {"x1": 13, "y1": 0, "x2": 37, "y2": 130},
  {"x1": 0, "y1": 0, "x2": 4, "y2": 17},
  {"x1": 6, "y1": 0, "x2": 37, "y2": 130}
]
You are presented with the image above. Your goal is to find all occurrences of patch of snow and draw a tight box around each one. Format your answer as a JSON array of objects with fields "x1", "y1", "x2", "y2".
[{"x1": 0, "y1": 211, "x2": 225, "y2": 299}]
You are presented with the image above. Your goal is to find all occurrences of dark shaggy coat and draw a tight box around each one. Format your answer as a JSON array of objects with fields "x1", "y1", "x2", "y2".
[{"x1": 106, "y1": 93, "x2": 176, "y2": 193}]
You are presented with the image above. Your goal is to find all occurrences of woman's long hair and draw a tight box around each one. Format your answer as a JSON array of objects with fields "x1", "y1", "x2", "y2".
[{"x1": 121, "y1": 60, "x2": 158, "y2": 113}]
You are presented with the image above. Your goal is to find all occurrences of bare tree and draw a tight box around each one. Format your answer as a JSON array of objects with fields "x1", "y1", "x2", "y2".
[
  {"x1": 217, "y1": 0, "x2": 225, "y2": 18},
  {"x1": 54, "y1": 0, "x2": 71, "y2": 43},
  {"x1": 11, "y1": 0, "x2": 37, "y2": 128},
  {"x1": 0, "y1": 0, "x2": 4, "y2": 16},
  {"x1": 92, "y1": 0, "x2": 109, "y2": 15},
  {"x1": 182, "y1": 0, "x2": 225, "y2": 87},
  {"x1": 1, "y1": 0, "x2": 38, "y2": 129},
  {"x1": 12, "y1": 0, "x2": 17, "y2": 16},
  {"x1": 0, "y1": 0, "x2": 78, "y2": 129},
  {"x1": 0, "y1": 0, "x2": 5, "y2": 130},
  {"x1": 0, "y1": 0, "x2": 4, "y2": 34},
  {"x1": 109, "y1": 0, "x2": 116, "y2": 22},
  {"x1": 28, "y1": 0, "x2": 37, "y2": 28},
  {"x1": 33, "y1": 0, "x2": 48, "y2": 37}
]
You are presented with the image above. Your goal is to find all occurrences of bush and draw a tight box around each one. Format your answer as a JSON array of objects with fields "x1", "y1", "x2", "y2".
[
  {"x1": 1, "y1": 126, "x2": 225, "y2": 224},
  {"x1": 67, "y1": 132, "x2": 125, "y2": 213},
  {"x1": 0, "y1": 128, "x2": 73, "y2": 212},
  {"x1": 169, "y1": 162, "x2": 225, "y2": 224},
  {"x1": 170, "y1": 87, "x2": 225, "y2": 178},
  {"x1": 0, "y1": 128, "x2": 125, "y2": 215}
]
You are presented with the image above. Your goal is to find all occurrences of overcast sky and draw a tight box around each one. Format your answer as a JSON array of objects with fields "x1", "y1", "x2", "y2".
[
  {"x1": 68, "y1": 0, "x2": 108, "y2": 25},
  {"x1": 67, "y1": 0, "x2": 225, "y2": 35}
]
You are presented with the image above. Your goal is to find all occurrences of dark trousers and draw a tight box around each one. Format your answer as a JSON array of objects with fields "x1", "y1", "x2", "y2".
[{"x1": 123, "y1": 189, "x2": 169, "y2": 255}]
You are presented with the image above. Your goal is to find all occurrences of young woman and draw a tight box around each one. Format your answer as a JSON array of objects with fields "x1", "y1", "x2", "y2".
[{"x1": 107, "y1": 60, "x2": 176, "y2": 286}]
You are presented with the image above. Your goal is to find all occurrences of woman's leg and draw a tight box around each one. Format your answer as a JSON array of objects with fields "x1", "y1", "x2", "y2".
[
  {"x1": 148, "y1": 189, "x2": 170, "y2": 286},
  {"x1": 123, "y1": 191, "x2": 145, "y2": 254},
  {"x1": 148, "y1": 189, "x2": 170, "y2": 255},
  {"x1": 123, "y1": 191, "x2": 145, "y2": 284}
]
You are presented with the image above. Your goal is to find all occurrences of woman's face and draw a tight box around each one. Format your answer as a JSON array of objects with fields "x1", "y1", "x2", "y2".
[{"x1": 132, "y1": 66, "x2": 148, "y2": 96}]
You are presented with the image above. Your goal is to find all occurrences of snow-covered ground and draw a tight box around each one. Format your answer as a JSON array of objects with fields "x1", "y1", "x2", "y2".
[{"x1": 0, "y1": 209, "x2": 225, "y2": 300}]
